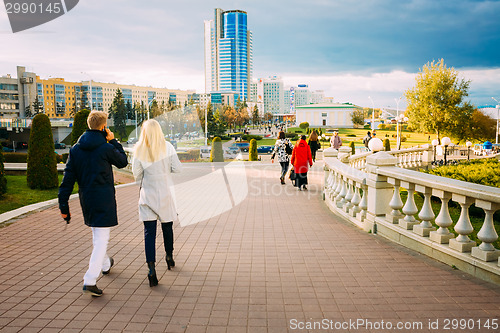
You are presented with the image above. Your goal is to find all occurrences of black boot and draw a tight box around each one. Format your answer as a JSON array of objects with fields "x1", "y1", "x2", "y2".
[
  {"x1": 147, "y1": 262, "x2": 158, "y2": 287},
  {"x1": 166, "y1": 253, "x2": 175, "y2": 270}
]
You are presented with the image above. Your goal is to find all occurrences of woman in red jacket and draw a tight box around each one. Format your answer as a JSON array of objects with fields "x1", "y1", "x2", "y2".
[{"x1": 291, "y1": 135, "x2": 313, "y2": 190}]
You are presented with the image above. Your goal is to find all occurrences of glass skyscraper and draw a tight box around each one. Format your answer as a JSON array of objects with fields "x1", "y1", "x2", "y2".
[{"x1": 204, "y1": 8, "x2": 253, "y2": 101}]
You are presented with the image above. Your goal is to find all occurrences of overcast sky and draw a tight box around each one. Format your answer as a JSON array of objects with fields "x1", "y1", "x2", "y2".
[{"x1": 1, "y1": 0, "x2": 500, "y2": 109}]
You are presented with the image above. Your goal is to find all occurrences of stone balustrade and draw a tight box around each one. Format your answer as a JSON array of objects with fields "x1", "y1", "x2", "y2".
[{"x1": 324, "y1": 147, "x2": 500, "y2": 284}]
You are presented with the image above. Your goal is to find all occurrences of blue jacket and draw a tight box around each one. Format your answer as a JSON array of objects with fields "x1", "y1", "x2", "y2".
[{"x1": 58, "y1": 130, "x2": 128, "y2": 227}]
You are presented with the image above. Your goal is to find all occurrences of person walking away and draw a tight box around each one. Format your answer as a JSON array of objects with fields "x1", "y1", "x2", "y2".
[
  {"x1": 330, "y1": 131, "x2": 342, "y2": 149},
  {"x1": 308, "y1": 130, "x2": 320, "y2": 162},
  {"x1": 132, "y1": 119, "x2": 182, "y2": 287},
  {"x1": 271, "y1": 131, "x2": 293, "y2": 185},
  {"x1": 58, "y1": 111, "x2": 128, "y2": 297},
  {"x1": 291, "y1": 135, "x2": 313, "y2": 191},
  {"x1": 363, "y1": 131, "x2": 372, "y2": 151}
]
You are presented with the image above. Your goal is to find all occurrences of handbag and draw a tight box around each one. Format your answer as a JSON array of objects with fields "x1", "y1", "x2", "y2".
[
  {"x1": 285, "y1": 142, "x2": 293, "y2": 155},
  {"x1": 289, "y1": 167, "x2": 296, "y2": 181}
]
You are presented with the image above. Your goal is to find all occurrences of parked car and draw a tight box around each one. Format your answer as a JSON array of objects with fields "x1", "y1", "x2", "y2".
[
  {"x1": 16, "y1": 142, "x2": 28, "y2": 150},
  {"x1": 257, "y1": 145, "x2": 273, "y2": 154},
  {"x1": 54, "y1": 142, "x2": 66, "y2": 149},
  {"x1": 231, "y1": 142, "x2": 250, "y2": 152},
  {"x1": 2, "y1": 146, "x2": 14, "y2": 152},
  {"x1": 200, "y1": 145, "x2": 239, "y2": 159},
  {"x1": 127, "y1": 137, "x2": 138, "y2": 145}
]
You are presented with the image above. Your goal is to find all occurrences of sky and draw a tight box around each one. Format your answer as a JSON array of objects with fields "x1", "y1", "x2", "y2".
[{"x1": 1, "y1": 0, "x2": 500, "y2": 109}]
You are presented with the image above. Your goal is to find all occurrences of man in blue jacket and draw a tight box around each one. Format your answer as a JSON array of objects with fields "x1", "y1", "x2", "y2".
[{"x1": 59, "y1": 111, "x2": 128, "y2": 296}]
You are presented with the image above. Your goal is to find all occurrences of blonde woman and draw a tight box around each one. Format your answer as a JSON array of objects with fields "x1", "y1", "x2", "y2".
[{"x1": 132, "y1": 119, "x2": 182, "y2": 287}]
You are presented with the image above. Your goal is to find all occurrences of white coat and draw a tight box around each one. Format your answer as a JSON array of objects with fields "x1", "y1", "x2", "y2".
[{"x1": 132, "y1": 141, "x2": 182, "y2": 223}]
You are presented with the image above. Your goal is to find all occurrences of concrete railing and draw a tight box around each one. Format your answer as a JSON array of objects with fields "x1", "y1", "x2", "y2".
[
  {"x1": 348, "y1": 146, "x2": 431, "y2": 171},
  {"x1": 324, "y1": 147, "x2": 500, "y2": 284}
]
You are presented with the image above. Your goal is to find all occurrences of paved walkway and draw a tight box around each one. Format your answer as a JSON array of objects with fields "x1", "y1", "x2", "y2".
[{"x1": 0, "y1": 161, "x2": 500, "y2": 333}]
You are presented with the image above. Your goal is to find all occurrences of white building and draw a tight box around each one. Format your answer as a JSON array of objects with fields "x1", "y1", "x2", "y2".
[{"x1": 295, "y1": 103, "x2": 359, "y2": 128}]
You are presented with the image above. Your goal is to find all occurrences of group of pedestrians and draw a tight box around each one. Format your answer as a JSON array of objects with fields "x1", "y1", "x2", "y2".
[{"x1": 58, "y1": 112, "x2": 181, "y2": 296}]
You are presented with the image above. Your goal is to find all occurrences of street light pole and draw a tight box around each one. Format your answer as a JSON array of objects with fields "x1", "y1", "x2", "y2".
[
  {"x1": 395, "y1": 97, "x2": 402, "y2": 150},
  {"x1": 492, "y1": 97, "x2": 499, "y2": 144},
  {"x1": 368, "y1": 96, "x2": 375, "y2": 132}
]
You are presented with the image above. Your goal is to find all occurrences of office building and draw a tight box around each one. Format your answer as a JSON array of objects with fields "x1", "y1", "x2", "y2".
[
  {"x1": 204, "y1": 8, "x2": 253, "y2": 101},
  {"x1": 296, "y1": 103, "x2": 358, "y2": 127},
  {"x1": 0, "y1": 66, "x2": 36, "y2": 119}
]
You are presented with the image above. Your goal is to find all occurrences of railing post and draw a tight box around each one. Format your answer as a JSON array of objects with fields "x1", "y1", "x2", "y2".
[
  {"x1": 323, "y1": 148, "x2": 338, "y2": 201},
  {"x1": 421, "y1": 144, "x2": 433, "y2": 168},
  {"x1": 387, "y1": 178, "x2": 404, "y2": 224},
  {"x1": 471, "y1": 201, "x2": 500, "y2": 262},
  {"x1": 429, "y1": 190, "x2": 455, "y2": 244},
  {"x1": 413, "y1": 186, "x2": 436, "y2": 237},
  {"x1": 449, "y1": 195, "x2": 476, "y2": 253},
  {"x1": 399, "y1": 182, "x2": 419, "y2": 230},
  {"x1": 365, "y1": 152, "x2": 398, "y2": 233}
]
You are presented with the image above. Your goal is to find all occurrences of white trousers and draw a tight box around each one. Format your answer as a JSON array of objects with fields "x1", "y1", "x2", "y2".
[{"x1": 83, "y1": 227, "x2": 112, "y2": 286}]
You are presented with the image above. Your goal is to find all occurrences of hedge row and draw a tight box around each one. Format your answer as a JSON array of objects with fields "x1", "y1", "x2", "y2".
[
  {"x1": 242, "y1": 134, "x2": 262, "y2": 141},
  {"x1": 427, "y1": 158, "x2": 500, "y2": 188},
  {"x1": 3, "y1": 152, "x2": 65, "y2": 164},
  {"x1": 177, "y1": 149, "x2": 200, "y2": 162}
]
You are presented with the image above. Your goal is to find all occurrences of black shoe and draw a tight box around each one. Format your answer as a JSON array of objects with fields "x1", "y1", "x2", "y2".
[
  {"x1": 303, "y1": 185, "x2": 307, "y2": 190},
  {"x1": 166, "y1": 254, "x2": 175, "y2": 270},
  {"x1": 102, "y1": 257, "x2": 114, "y2": 275},
  {"x1": 147, "y1": 262, "x2": 158, "y2": 287},
  {"x1": 83, "y1": 285, "x2": 103, "y2": 297},
  {"x1": 280, "y1": 177, "x2": 285, "y2": 185}
]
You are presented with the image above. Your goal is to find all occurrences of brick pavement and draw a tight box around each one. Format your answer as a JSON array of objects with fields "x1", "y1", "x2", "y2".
[{"x1": 0, "y1": 162, "x2": 499, "y2": 333}]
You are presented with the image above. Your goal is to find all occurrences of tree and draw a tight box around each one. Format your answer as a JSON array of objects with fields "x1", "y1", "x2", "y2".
[
  {"x1": 351, "y1": 108, "x2": 365, "y2": 128},
  {"x1": 252, "y1": 105, "x2": 259, "y2": 128},
  {"x1": 150, "y1": 99, "x2": 161, "y2": 118},
  {"x1": 126, "y1": 100, "x2": 134, "y2": 120},
  {"x1": 465, "y1": 109, "x2": 497, "y2": 142},
  {"x1": 349, "y1": 141, "x2": 355, "y2": 154},
  {"x1": 210, "y1": 137, "x2": 224, "y2": 162},
  {"x1": 404, "y1": 59, "x2": 473, "y2": 141},
  {"x1": 249, "y1": 139, "x2": 258, "y2": 161},
  {"x1": 383, "y1": 138, "x2": 391, "y2": 151},
  {"x1": 264, "y1": 112, "x2": 273, "y2": 123},
  {"x1": 71, "y1": 109, "x2": 90, "y2": 145},
  {"x1": 110, "y1": 88, "x2": 127, "y2": 140},
  {"x1": 27, "y1": 114, "x2": 58, "y2": 189},
  {"x1": 0, "y1": 149, "x2": 6, "y2": 197},
  {"x1": 299, "y1": 122, "x2": 309, "y2": 130}
]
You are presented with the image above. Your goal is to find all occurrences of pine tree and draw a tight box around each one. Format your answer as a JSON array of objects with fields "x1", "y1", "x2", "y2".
[
  {"x1": 27, "y1": 114, "x2": 58, "y2": 189},
  {"x1": 252, "y1": 105, "x2": 259, "y2": 128},
  {"x1": 384, "y1": 138, "x2": 391, "y2": 151},
  {"x1": 71, "y1": 109, "x2": 90, "y2": 145},
  {"x1": 110, "y1": 88, "x2": 127, "y2": 140}
]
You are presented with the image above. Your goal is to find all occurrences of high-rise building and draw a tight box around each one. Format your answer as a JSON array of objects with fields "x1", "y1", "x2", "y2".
[{"x1": 204, "y1": 8, "x2": 253, "y2": 101}]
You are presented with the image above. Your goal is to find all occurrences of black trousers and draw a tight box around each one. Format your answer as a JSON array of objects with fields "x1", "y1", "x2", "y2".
[
  {"x1": 311, "y1": 149, "x2": 317, "y2": 162},
  {"x1": 279, "y1": 161, "x2": 289, "y2": 179},
  {"x1": 144, "y1": 221, "x2": 173, "y2": 262},
  {"x1": 295, "y1": 172, "x2": 308, "y2": 188}
]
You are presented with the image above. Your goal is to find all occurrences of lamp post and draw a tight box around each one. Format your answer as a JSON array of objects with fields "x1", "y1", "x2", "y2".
[
  {"x1": 442, "y1": 137, "x2": 451, "y2": 165},
  {"x1": 321, "y1": 133, "x2": 326, "y2": 149},
  {"x1": 432, "y1": 139, "x2": 439, "y2": 163},
  {"x1": 466, "y1": 141, "x2": 472, "y2": 161},
  {"x1": 81, "y1": 72, "x2": 93, "y2": 111},
  {"x1": 204, "y1": 106, "x2": 208, "y2": 146},
  {"x1": 394, "y1": 97, "x2": 401, "y2": 150},
  {"x1": 492, "y1": 97, "x2": 499, "y2": 144},
  {"x1": 368, "y1": 96, "x2": 375, "y2": 131}
]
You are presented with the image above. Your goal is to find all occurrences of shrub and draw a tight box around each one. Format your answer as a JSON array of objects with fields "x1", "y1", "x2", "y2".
[
  {"x1": 3, "y1": 152, "x2": 28, "y2": 163},
  {"x1": 299, "y1": 122, "x2": 309, "y2": 129},
  {"x1": 349, "y1": 141, "x2": 355, "y2": 155},
  {"x1": 347, "y1": 134, "x2": 356, "y2": 137},
  {"x1": 427, "y1": 158, "x2": 500, "y2": 188},
  {"x1": 71, "y1": 109, "x2": 90, "y2": 145},
  {"x1": 378, "y1": 123, "x2": 387, "y2": 130},
  {"x1": 177, "y1": 149, "x2": 200, "y2": 162},
  {"x1": 242, "y1": 134, "x2": 262, "y2": 141},
  {"x1": 27, "y1": 114, "x2": 58, "y2": 189},
  {"x1": 62, "y1": 153, "x2": 69, "y2": 164},
  {"x1": 249, "y1": 139, "x2": 258, "y2": 161},
  {"x1": 210, "y1": 137, "x2": 224, "y2": 162},
  {"x1": 384, "y1": 138, "x2": 391, "y2": 151},
  {"x1": 0, "y1": 149, "x2": 6, "y2": 197},
  {"x1": 363, "y1": 124, "x2": 371, "y2": 129},
  {"x1": 285, "y1": 133, "x2": 299, "y2": 140}
]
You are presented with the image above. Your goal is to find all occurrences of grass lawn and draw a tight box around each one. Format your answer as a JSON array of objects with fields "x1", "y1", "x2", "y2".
[{"x1": 0, "y1": 174, "x2": 78, "y2": 215}]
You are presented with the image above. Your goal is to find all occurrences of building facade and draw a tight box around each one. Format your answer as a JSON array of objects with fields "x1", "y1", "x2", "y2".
[
  {"x1": 295, "y1": 103, "x2": 358, "y2": 128},
  {"x1": 204, "y1": 8, "x2": 253, "y2": 101},
  {"x1": 0, "y1": 66, "x2": 37, "y2": 119}
]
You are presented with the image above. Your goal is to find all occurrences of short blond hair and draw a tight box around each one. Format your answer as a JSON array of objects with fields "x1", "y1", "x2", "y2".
[{"x1": 87, "y1": 111, "x2": 108, "y2": 130}]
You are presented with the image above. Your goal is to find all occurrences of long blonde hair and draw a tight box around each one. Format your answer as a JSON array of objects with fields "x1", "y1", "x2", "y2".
[{"x1": 134, "y1": 119, "x2": 167, "y2": 162}]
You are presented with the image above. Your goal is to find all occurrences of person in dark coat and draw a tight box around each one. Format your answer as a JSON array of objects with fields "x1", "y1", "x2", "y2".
[
  {"x1": 58, "y1": 111, "x2": 128, "y2": 296},
  {"x1": 291, "y1": 135, "x2": 313, "y2": 191},
  {"x1": 307, "y1": 130, "x2": 320, "y2": 162}
]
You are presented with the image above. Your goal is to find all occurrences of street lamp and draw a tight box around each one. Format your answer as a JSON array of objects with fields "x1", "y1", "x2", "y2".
[
  {"x1": 432, "y1": 139, "x2": 439, "y2": 163},
  {"x1": 395, "y1": 97, "x2": 402, "y2": 150},
  {"x1": 492, "y1": 97, "x2": 499, "y2": 144},
  {"x1": 466, "y1": 141, "x2": 472, "y2": 161},
  {"x1": 368, "y1": 96, "x2": 375, "y2": 131},
  {"x1": 442, "y1": 137, "x2": 451, "y2": 165},
  {"x1": 368, "y1": 137, "x2": 383, "y2": 152}
]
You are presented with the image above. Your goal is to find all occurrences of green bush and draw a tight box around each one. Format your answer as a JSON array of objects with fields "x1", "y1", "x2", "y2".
[
  {"x1": 363, "y1": 124, "x2": 371, "y2": 129},
  {"x1": 0, "y1": 149, "x2": 6, "y2": 197},
  {"x1": 299, "y1": 122, "x2": 309, "y2": 129},
  {"x1": 285, "y1": 133, "x2": 298, "y2": 140},
  {"x1": 3, "y1": 152, "x2": 28, "y2": 163},
  {"x1": 294, "y1": 130, "x2": 303, "y2": 133},
  {"x1": 71, "y1": 109, "x2": 90, "y2": 145},
  {"x1": 384, "y1": 138, "x2": 391, "y2": 151},
  {"x1": 210, "y1": 137, "x2": 224, "y2": 162},
  {"x1": 62, "y1": 153, "x2": 69, "y2": 164},
  {"x1": 427, "y1": 158, "x2": 500, "y2": 188},
  {"x1": 242, "y1": 134, "x2": 262, "y2": 141},
  {"x1": 347, "y1": 134, "x2": 356, "y2": 137},
  {"x1": 378, "y1": 123, "x2": 387, "y2": 130},
  {"x1": 349, "y1": 141, "x2": 355, "y2": 154},
  {"x1": 249, "y1": 139, "x2": 258, "y2": 161},
  {"x1": 27, "y1": 114, "x2": 58, "y2": 189}
]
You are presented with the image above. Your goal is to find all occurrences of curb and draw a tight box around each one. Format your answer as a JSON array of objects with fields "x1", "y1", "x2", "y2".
[{"x1": 0, "y1": 182, "x2": 137, "y2": 227}]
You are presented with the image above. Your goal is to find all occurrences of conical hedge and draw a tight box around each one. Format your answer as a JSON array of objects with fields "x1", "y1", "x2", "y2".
[
  {"x1": 249, "y1": 139, "x2": 258, "y2": 161},
  {"x1": 71, "y1": 109, "x2": 90, "y2": 145},
  {"x1": 27, "y1": 114, "x2": 58, "y2": 189},
  {"x1": 210, "y1": 137, "x2": 224, "y2": 162}
]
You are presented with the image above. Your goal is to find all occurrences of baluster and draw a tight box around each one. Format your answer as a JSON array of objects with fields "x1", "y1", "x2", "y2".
[
  {"x1": 449, "y1": 196, "x2": 476, "y2": 253},
  {"x1": 399, "y1": 182, "x2": 419, "y2": 230},
  {"x1": 336, "y1": 177, "x2": 347, "y2": 208},
  {"x1": 471, "y1": 201, "x2": 500, "y2": 262},
  {"x1": 387, "y1": 179, "x2": 404, "y2": 224},
  {"x1": 344, "y1": 181, "x2": 354, "y2": 213},
  {"x1": 332, "y1": 173, "x2": 342, "y2": 200},
  {"x1": 429, "y1": 191, "x2": 454, "y2": 244},
  {"x1": 359, "y1": 182, "x2": 367, "y2": 222},
  {"x1": 350, "y1": 183, "x2": 361, "y2": 217},
  {"x1": 413, "y1": 186, "x2": 436, "y2": 236},
  {"x1": 325, "y1": 171, "x2": 334, "y2": 197}
]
